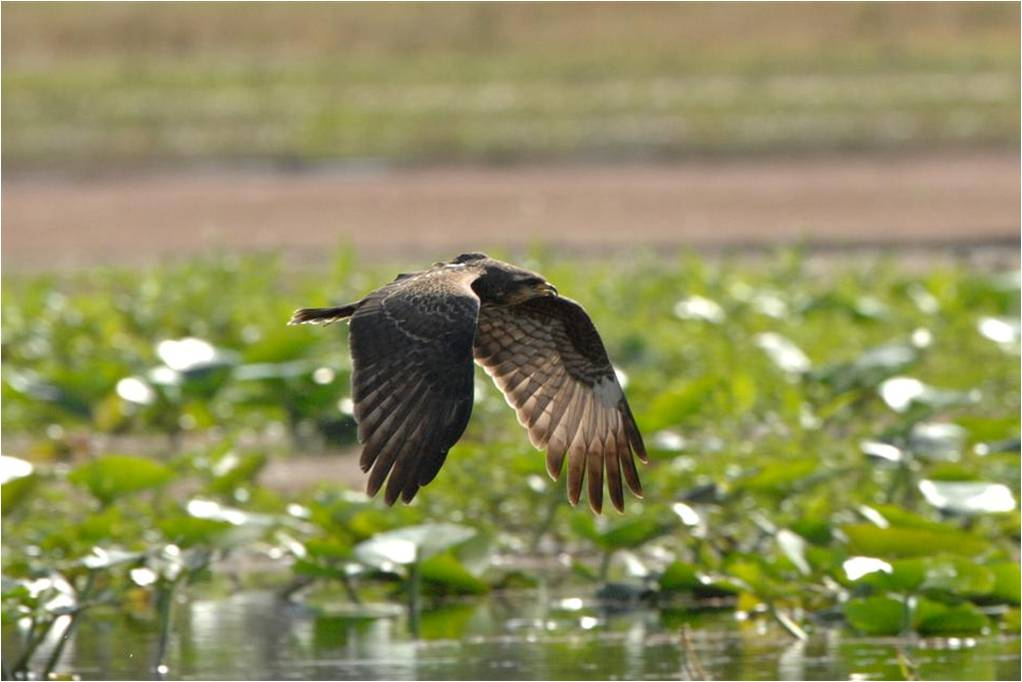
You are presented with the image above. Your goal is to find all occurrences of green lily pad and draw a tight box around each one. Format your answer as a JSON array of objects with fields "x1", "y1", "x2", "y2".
[
  {"x1": 354, "y1": 523, "x2": 476, "y2": 568},
  {"x1": 659, "y1": 561, "x2": 702, "y2": 592},
  {"x1": 755, "y1": 332, "x2": 811, "y2": 374},
  {"x1": 158, "y1": 516, "x2": 234, "y2": 547},
  {"x1": 69, "y1": 454, "x2": 176, "y2": 505},
  {"x1": 915, "y1": 601, "x2": 989, "y2": 636},
  {"x1": 1, "y1": 456, "x2": 38, "y2": 514},
  {"x1": 571, "y1": 514, "x2": 665, "y2": 550},
  {"x1": 420, "y1": 552, "x2": 488, "y2": 595},
  {"x1": 842, "y1": 523, "x2": 990, "y2": 558},
  {"x1": 844, "y1": 596, "x2": 906, "y2": 635},
  {"x1": 776, "y1": 529, "x2": 810, "y2": 575},
  {"x1": 989, "y1": 563, "x2": 1021, "y2": 605},
  {"x1": 918, "y1": 479, "x2": 1016, "y2": 515}
]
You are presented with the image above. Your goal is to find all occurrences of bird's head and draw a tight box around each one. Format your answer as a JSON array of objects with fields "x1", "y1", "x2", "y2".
[{"x1": 462, "y1": 255, "x2": 558, "y2": 305}]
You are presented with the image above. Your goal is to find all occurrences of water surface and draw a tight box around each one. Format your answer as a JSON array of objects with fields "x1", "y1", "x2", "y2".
[{"x1": 12, "y1": 591, "x2": 1020, "y2": 680}]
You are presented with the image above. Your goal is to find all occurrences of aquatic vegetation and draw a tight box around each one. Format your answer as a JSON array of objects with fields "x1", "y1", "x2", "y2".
[{"x1": 2, "y1": 249, "x2": 1019, "y2": 678}]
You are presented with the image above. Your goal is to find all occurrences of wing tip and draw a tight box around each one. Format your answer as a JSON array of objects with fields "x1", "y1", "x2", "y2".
[{"x1": 288, "y1": 305, "x2": 356, "y2": 326}]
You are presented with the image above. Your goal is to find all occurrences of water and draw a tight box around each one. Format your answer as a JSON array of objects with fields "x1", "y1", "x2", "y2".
[{"x1": 10, "y1": 591, "x2": 1020, "y2": 680}]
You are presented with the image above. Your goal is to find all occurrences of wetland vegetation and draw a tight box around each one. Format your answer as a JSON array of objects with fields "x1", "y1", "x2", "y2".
[{"x1": 2, "y1": 249, "x2": 1018, "y2": 679}]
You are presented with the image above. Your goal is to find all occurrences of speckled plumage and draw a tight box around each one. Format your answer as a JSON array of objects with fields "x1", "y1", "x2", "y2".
[{"x1": 288, "y1": 253, "x2": 646, "y2": 513}]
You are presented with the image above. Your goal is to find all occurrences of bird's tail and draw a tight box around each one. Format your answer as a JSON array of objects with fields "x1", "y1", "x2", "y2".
[{"x1": 287, "y1": 303, "x2": 359, "y2": 326}]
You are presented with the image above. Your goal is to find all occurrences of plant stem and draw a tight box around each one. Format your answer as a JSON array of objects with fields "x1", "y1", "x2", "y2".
[
  {"x1": 528, "y1": 490, "x2": 561, "y2": 553},
  {"x1": 407, "y1": 559, "x2": 421, "y2": 638},
  {"x1": 340, "y1": 573, "x2": 363, "y2": 605},
  {"x1": 153, "y1": 580, "x2": 177, "y2": 679},
  {"x1": 769, "y1": 603, "x2": 808, "y2": 641},
  {"x1": 598, "y1": 550, "x2": 613, "y2": 583},
  {"x1": 41, "y1": 572, "x2": 97, "y2": 679},
  {"x1": 12, "y1": 615, "x2": 57, "y2": 678}
]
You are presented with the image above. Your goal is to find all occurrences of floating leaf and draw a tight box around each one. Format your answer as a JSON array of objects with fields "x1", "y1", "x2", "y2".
[
  {"x1": 115, "y1": 377, "x2": 156, "y2": 405},
  {"x1": 673, "y1": 295, "x2": 724, "y2": 323},
  {"x1": 600, "y1": 517, "x2": 665, "y2": 549},
  {"x1": 842, "y1": 523, "x2": 990, "y2": 558},
  {"x1": 909, "y1": 422, "x2": 966, "y2": 460},
  {"x1": 0, "y1": 457, "x2": 37, "y2": 514},
  {"x1": 776, "y1": 529, "x2": 811, "y2": 575},
  {"x1": 737, "y1": 459, "x2": 817, "y2": 494},
  {"x1": 860, "y1": 440, "x2": 904, "y2": 463},
  {"x1": 159, "y1": 516, "x2": 234, "y2": 547},
  {"x1": 813, "y1": 343, "x2": 916, "y2": 393},
  {"x1": 978, "y1": 316, "x2": 1020, "y2": 346},
  {"x1": 420, "y1": 552, "x2": 488, "y2": 595},
  {"x1": 845, "y1": 596, "x2": 905, "y2": 635},
  {"x1": 651, "y1": 430, "x2": 686, "y2": 452},
  {"x1": 842, "y1": 556, "x2": 893, "y2": 581},
  {"x1": 156, "y1": 337, "x2": 235, "y2": 372},
  {"x1": 919, "y1": 557, "x2": 995, "y2": 597},
  {"x1": 69, "y1": 455, "x2": 176, "y2": 505},
  {"x1": 989, "y1": 563, "x2": 1021, "y2": 605},
  {"x1": 0, "y1": 456, "x2": 34, "y2": 485},
  {"x1": 206, "y1": 451, "x2": 267, "y2": 494},
  {"x1": 918, "y1": 479, "x2": 1016, "y2": 515},
  {"x1": 756, "y1": 333, "x2": 811, "y2": 374},
  {"x1": 354, "y1": 523, "x2": 476, "y2": 569},
  {"x1": 80, "y1": 546, "x2": 144, "y2": 570},
  {"x1": 671, "y1": 502, "x2": 700, "y2": 526},
  {"x1": 915, "y1": 601, "x2": 989, "y2": 636},
  {"x1": 659, "y1": 562, "x2": 702, "y2": 592},
  {"x1": 879, "y1": 376, "x2": 979, "y2": 413}
]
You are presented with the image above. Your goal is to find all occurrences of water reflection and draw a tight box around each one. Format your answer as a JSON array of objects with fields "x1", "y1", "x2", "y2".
[{"x1": 12, "y1": 590, "x2": 1019, "y2": 680}]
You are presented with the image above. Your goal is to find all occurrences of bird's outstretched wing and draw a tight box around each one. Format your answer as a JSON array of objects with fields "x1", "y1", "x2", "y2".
[
  {"x1": 348, "y1": 268, "x2": 481, "y2": 504},
  {"x1": 474, "y1": 296, "x2": 646, "y2": 513}
]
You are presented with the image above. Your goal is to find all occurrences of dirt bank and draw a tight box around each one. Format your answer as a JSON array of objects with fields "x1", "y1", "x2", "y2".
[{"x1": 3, "y1": 151, "x2": 1017, "y2": 270}]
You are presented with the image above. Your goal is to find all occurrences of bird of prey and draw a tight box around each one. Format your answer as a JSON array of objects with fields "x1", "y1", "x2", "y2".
[{"x1": 288, "y1": 252, "x2": 646, "y2": 513}]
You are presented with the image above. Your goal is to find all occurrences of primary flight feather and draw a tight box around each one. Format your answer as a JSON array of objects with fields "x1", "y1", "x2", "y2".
[{"x1": 288, "y1": 252, "x2": 646, "y2": 513}]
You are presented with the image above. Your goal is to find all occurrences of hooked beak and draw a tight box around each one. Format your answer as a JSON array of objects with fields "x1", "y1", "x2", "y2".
[{"x1": 536, "y1": 281, "x2": 558, "y2": 297}]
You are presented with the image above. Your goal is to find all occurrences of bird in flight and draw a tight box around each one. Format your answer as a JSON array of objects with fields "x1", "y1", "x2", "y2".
[{"x1": 288, "y1": 252, "x2": 646, "y2": 513}]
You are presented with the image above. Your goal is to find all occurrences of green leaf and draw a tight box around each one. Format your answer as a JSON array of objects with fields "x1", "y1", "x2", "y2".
[
  {"x1": 915, "y1": 601, "x2": 989, "y2": 636},
  {"x1": 659, "y1": 561, "x2": 702, "y2": 592},
  {"x1": 1, "y1": 473, "x2": 38, "y2": 515},
  {"x1": 920, "y1": 558, "x2": 995, "y2": 597},
  {"x1": 420, "y1": 552, "x2": 488, "y2": 595},
  {"x1": 599, "y1": 517, "x2": 665, "y2": 549},
  {"x1": 206, "y1": 451, "x2": 267, "y2": 494},
  {"x1": 292, "y1": 558, "x2": 352, "y2": 582},
  {"x1": 989, "y1": 563, "x2": 1021, "y2": 605},
  {"x1": 918, "y1": 479, "x2": 1016, "y2": 515},
  {"x1": 571, "y1": 514, "x2": 665, "y2": 550},
  {"x1": 842, "y1": 523, "x2": 990, "y2": 558},
  {"x1": 303, "y1": 537, "x2": 353, "y2": 562},
  {"x1": 860, "y1": 558, "x2": 927, "y2": 593},
  {"x1": 354, "y1": 523, "x2": 476, "y2": 568},
  {"x1": 158, "y1": 516, "x2": 233, "y2": 547},
  {"x1": 69, "y1": 455, "x2": 176, "y2": 505},
  {"x1": 1, "y1": 456, "x2": 38, "y2": 514},
  {"x1": 845, "y1": 596, "x2": 906, "y2": 635},
  {"x1": 858, "y1": 557, "x2": 994, "y2": 598},
  {"x1": 738, "y1": 459, "x2": 817, "y2": 494},
  {"x1": 776, "y1": 529, "x2": 810, "y2": 575}
]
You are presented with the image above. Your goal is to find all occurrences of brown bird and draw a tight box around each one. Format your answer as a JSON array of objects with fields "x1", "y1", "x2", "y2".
[{"x1": 288, "y1": 252, "x2": 646, "y2": 513}]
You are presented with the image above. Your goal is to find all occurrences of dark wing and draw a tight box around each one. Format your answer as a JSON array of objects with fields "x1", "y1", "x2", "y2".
[
  {"x1": 474, "y1": 296, "x2": 646, "y2": 513},
  {"x1": 348, "y1": 267, "x2": 481, "y2": 505}
]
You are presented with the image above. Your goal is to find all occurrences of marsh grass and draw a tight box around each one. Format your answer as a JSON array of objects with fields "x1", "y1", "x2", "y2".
[{"x1": 3, "y1": 3, "x2": 1019, "y2": 171}]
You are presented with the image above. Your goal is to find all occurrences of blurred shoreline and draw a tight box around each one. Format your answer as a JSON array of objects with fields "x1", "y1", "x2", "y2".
[{"x1": 3, "y1": 149, "x2": 1017, "y2": 272}]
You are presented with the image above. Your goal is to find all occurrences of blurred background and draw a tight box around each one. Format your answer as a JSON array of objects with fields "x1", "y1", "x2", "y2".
[
  {"x1": 2, "y1": 4, "x2": 1020, "y2": 681},
  {"x1": 2, "y1": 2, "x2": 1019, "y2": 267}
]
